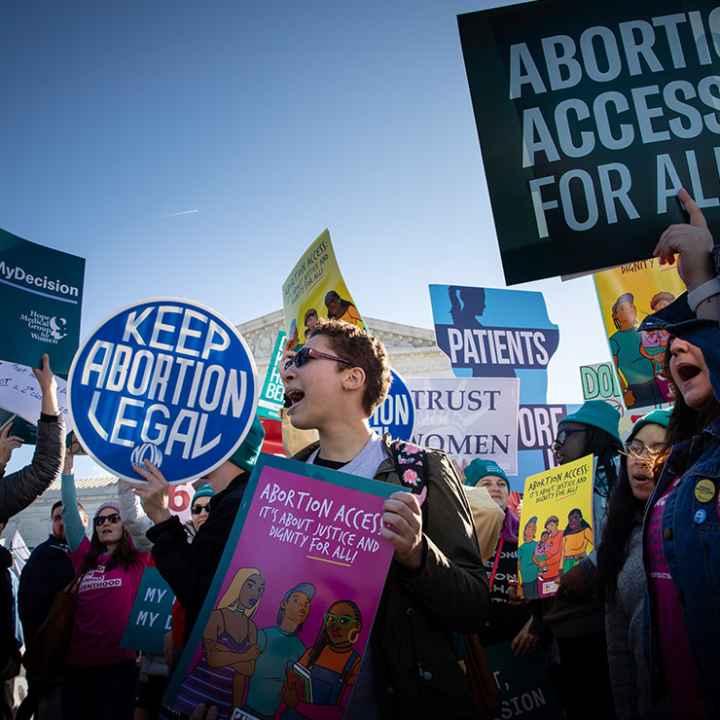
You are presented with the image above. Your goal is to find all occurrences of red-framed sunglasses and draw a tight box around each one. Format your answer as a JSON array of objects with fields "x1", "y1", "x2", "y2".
[{"x1": 283, "y1": 346, "x2": 353, "y2": 372}]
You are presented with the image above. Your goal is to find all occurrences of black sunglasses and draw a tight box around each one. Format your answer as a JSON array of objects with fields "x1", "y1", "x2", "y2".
[
  {"x1": 94, "y1": 513, "x2": 121, "y2": 527},
  {"x1": 191, "y1": 504, "x2": 210, "y2": 515},
  {"x1": 552, "y1": 428, "x2": 588, "y2": 450},
  {"x1": 283, "y1": 346, "x2": 353, "y2": 372}
]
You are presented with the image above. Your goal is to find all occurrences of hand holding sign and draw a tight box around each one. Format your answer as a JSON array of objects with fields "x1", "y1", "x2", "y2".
[
  {"x1": 133, "y1": 461, "x2": 172, "y2": 525},
  {"x1": 33, "y1": 354, "x2": 60, "y2": 416},
  {"x1": 382, "y1": 491, "x2": 424, "y2": 570},
  {"x1": 654, "y1": 190, "x2": 715, "y2": 291},
  {"x1": 0, "y1": 421, "x2": 23, "y2": 468}
]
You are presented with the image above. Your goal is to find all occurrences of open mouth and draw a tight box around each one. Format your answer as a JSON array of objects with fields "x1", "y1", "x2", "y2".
[
  {"x1": 284, "y1": 389, "x2": 305, "y2": 409},
  {"x1": 676, "y1": 362, "x2": 701, "y2": 383}
]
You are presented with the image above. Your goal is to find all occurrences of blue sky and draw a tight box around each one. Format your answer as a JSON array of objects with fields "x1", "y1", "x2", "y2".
[{"x1": 2, "y1": 0, "x2": 612, "y2": 476}]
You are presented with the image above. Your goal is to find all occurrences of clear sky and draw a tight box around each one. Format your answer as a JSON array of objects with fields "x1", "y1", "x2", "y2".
[{"x1": 2, "y1": 0, "x2": 613, "y2": 476}]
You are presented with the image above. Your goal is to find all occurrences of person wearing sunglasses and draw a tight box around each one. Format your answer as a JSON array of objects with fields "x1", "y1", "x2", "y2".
[
  {"x1": 281, "y1": 319, "x2": 488, "y2": 720},
  {"x1": 189, "y1": 484, "x2": 214, "y2": 535},
  {"x1": 597, "y1": 409, "x2": 671, "y2": 720},
  {"x1": 542, "y1": 400, "x2": 623, "y2": 720},
  {"x1": 60, "y1": 452, "x2": 152, "y2": 720}
]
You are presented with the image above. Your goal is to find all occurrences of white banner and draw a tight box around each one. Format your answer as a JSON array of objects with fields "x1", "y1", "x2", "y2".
[
  {"x1": 408, "y1": 377, "x2": 519, "y2": 475},
  {"x1": 0, "y1": 360, "x2": 69, "y2": 427}
]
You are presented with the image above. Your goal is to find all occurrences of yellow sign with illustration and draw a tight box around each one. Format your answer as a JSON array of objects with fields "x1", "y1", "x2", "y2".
[
  {"x1": 517, "y1": 454, "x2": 595, "y2": 600},
  {"x1": 594, "y1": 258, "x2": 684, "y2": 411},
  {"x1": 282, "y1": 229, "x2": 365, "y2": 347}
]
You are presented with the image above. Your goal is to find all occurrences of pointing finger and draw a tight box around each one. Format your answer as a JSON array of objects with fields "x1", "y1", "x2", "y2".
[{"x1": 679, "y1": 188, "x2": 708, "y2": 229}]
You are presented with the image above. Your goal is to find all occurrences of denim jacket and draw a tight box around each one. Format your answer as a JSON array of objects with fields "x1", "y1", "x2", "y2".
[{"x1": 641, "y1": 320, "x2": 720, "y2": 718}]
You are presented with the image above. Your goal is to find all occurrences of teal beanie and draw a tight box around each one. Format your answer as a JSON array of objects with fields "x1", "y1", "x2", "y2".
[
  {"x1": 628, "y1": 408, "x2": 672, "y2": 442},
  {"x1": 464, "y1": 459, "x2": 509, "y2": 487},
  {"x1": 560, "y1": 400, "x2": 622, "y2": 446},
  {"x1": 228, "y1": 416, "x2": 265, "y2": 472},
  {"x1": 192, "y1": 484, "x2": 214, "y2": 506}
]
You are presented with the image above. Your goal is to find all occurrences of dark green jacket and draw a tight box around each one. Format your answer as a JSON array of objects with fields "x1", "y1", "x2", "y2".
[{"x1": 295, "y1": 436, "x2": 489, "y2": 718}]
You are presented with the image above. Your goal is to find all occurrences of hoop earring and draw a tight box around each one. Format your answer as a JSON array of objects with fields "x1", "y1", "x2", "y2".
[{"x1": 348, "y1": 629, "x2": 359, "y2": 644}]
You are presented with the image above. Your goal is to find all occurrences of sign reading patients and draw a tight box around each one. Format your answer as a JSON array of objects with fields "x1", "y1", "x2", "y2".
[
  {"x1": 458, "y1": 0, "x2": 720, "y2": 284},
  {"x1": 68, "y1": 299, "x2": 258, "y2": 484},
  {"x1": 369, "y1": 369, "x2": 415, "y2": 441}
]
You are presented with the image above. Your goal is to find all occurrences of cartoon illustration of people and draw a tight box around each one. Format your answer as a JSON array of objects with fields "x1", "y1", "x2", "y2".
[
  {"x1": 244, "y1": 583, "x2": 316, "y2": 720},
  {"x1": 324, "y1": 291, "x2": 363, "y2": 327},
  {"x1": 303, "y1": 309, "x2": 320, "y2": 335},
  {"x1": 540, "y1": 516, "x2": 563, "y2": 587},
  {"x1": 280, "y1": 600, "x2": 363, "y2": 719},
  {"x1": 638, "y1": 291, "x2": 675, "y2": 402},
  {"x1": 561, "y1": 509, "x2": 594, "y2": 573},
  {"x1": 609, "y1": 293, "x2": 663, "y2": 408},
  {"x1": 516, "y1": 516, "x2": 539, "y2": 600},
  {"x1": 533, "y1": 530, "x2": 550, "y2": 573},
  {"x1": 175, "y1": 567, "x2": 266, "y2": 719}
]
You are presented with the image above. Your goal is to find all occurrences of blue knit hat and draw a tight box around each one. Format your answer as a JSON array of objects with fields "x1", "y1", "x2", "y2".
[
  {"x1": 191, "y1": 484, "x2": 214, "y2": 506},
  {"x1": 464, "y1": 459, "x2": 508, "y2": 487},
  {"x1": 227, "y1": 416, "x2": 265, "y2": 472},
  {"x1": 628, "y1": 408, "x2": 672, "y2": 442},
  {"x1": 560, "y1": 400, "x2": 622, "y2": 447}
]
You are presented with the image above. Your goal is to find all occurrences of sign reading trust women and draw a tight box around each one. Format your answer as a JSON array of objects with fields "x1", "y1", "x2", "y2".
[
  {"x1": 68, "y1": 298, "x2": 258, "y2": 484},
  {"x1": 459, "y1": 0, "x2": 720, "y2": 284},
  {"x1": 0, "y1": 227, "x2": 85, "y2": 375}
]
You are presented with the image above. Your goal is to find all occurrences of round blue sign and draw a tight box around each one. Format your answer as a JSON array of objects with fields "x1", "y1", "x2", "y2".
[
  {"x1": 68, "y1": 298, "x2": 258, "y2": 483},
  {"x1": 369, "y1": 369, "x2": 414, "y2": 441}
]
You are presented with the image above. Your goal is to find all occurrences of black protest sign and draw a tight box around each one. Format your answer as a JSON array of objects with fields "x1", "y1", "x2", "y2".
[{"x1": 459, "y1": 0, "x2": 720, "y2": 285}]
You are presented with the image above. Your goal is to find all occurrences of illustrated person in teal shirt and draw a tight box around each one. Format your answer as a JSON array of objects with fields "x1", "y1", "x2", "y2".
[
  {"x1": 609, "y1": 293, "x2": 661, "y2": 407},
  {"x1": 244, "y1": 583, "x2": 316, "y2": 719},
  {"x1": 517, "y1": 516, "x2": 539, "y2": 600}
]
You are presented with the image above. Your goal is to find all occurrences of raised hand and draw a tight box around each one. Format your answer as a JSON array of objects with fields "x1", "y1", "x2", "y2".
[
  {"x1": 0, "y1": 421, "x2": 23, "y2": 469},
  {"x1": 32, "y1": 354, "x2": 60, "y2": 416},
  {"x1": 132, "y1": 461, "x2": 172, "y2": 524}
]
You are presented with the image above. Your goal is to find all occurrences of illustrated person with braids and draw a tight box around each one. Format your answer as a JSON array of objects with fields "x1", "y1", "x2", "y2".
[
  {"x1": 323, "y1": 291, "x2": 362, "y2": 327},
  {"x1": 561, "y1": 509, "x2": 594, "y2": 574},
  {"x1": 175, "y1": 568, "x2": 266, "y2": 719},
  {"x1": 280, "y1": 600, "x2": 362, "y2": 719}
]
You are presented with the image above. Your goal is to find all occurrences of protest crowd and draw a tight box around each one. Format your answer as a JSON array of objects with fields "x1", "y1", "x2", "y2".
[
  {"x1": 4, "y1": 2, "x2": 720, "y2": 718},
  {"x1": 0, "y1": 191, "x2": 717, "y2": 720}
]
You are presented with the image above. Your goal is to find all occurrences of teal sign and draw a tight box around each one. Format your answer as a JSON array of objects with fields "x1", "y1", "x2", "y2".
[
  {"x1": 0, "y1": 227, "x2": 85, "y2": 375},
  {"x1": 257, "y1": 330, "x2": 287, "y2": 421},
  {"x1": 459, "y1": 0, "x2": 720, "y2": 284},
  {"x1": 121, "y1": 567, "x2": 174, "y2": 654}
]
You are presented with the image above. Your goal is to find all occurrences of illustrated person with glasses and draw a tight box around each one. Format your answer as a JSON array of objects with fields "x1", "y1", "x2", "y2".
[
  {"x1": 541, "y1": 400, "x2": 623, "y2": 720},
  {"x1": 597, "y1": 409, "x2": 670, "y2": 720},
  {"x1": 281, "y1": 319, "x2": 488, "y2": 719},
  {"x1": 59, "y1": 455, "x2": 153, "y2": 720},
  {"x1": 280, "y1": 600, "x2": 362, "y2": 719}
]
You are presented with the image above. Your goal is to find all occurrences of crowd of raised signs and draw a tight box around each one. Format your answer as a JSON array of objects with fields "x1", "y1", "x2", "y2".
[{"x1": 0, "y1": 191, "x2": 719, "y2": 720}]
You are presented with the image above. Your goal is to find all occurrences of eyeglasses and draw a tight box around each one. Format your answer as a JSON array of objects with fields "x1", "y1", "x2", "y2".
[
  {"x1": 191, "y1": 504, "x2": 210, "y2": 515},
  {"x1": 324, "y1": 612, "x2": 356, "y2": 626},
  {"x1": 622, "y1": 439, "x2": 668, "y2": 461},
  {"x1": 552, "y1": 428, "x2": 588, "y2": 450},
  {"x1": 94, "y1": 513, "x2": 121, "y2": 527},
  {"x1": 283, "y1": 346, "x2": 354, "y2": 372}
]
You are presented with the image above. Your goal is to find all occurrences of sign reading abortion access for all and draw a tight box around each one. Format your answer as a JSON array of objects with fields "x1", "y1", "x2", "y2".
[
  {"x1": 0, "y1": 227, "x2": 85, "y2": 375},
  {"x1": 68, "y1": 299, "x2": 258, "y2": 484},
  {"x1": 257, "y1": 330, "x2": 287, "y2": 421},
  {"x1": 121, "y1": 567, "x2": 175, "y2": 655},
  {"x1": 165, "y1": 454, "x2": 396, "y2": 720},
  {"x1": 517, "y1": 454, "x2": 595, "y2": 599},
  {"x1": 407, "y1": 377, "x2": 519, "y2": 475},
  {"x1": 458, "y1": 1, "x2": 720, "y2": 284},
  {"x1": 594, "y1": 258, "x2": 684, "y2": 410},
  {"x1": 282, "y1": 230, "x2": 365, "y2": 347},
  {"x1": 429, "y1": 285, "x2": 559, "y2": 405},
  {"x1": 369, "y1": 369, "x2": 415, "y2": 441}
]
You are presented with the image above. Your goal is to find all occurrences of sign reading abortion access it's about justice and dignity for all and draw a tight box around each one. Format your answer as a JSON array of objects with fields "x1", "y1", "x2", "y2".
[
  {"x1": 459, "y1": 0, "x2": 720, "y2": 284},
  {"x1": 0, "y1": 227, "x2": 85, "y2": 375},
  {"x1": 68, "y1": 299, "x2": 258, "y2": 484}
]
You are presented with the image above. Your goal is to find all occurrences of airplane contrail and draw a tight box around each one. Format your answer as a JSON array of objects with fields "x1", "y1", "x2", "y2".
[{"x1": 166, "y1": 209, "x2": 199, "y2": 217}]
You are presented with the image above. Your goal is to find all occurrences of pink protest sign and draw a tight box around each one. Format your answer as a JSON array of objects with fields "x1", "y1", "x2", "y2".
[{"x1": 166, "y1": 454, "x2": 396, "y2": 720}]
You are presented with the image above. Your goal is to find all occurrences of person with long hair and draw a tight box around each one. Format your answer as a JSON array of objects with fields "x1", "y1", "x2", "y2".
[
  {"x1": 281, "y1": 600, "x2": 362, "y2": 719},
  {"x1": 561, "y1": 509, "x2": 593, "y2": 573},
  {"x1": 174, "y1": 568, "x2": 265, "y2": 719},
  {"x1": 60, "y1": 456, "x2": 152, "y2": 720},
  {"x1": 597, "y1": 410, "x2": 671, "y2": 720}
]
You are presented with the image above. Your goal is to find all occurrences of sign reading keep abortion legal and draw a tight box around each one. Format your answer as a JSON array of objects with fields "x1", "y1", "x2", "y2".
[
  {"x1": 68, "y1": 299, "x2": 258, "y2": 484},
  {"x1": 459, "y1": 0, "x2": 720, "y2": 284}
]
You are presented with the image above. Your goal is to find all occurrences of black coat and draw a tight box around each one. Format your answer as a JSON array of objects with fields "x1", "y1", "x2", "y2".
[
  {"x1": 18, "y1": 535, "x2": 74, "y2": 643},
  {"x1": 147, "y1": 472, "x2": 248, "y2": 639}
]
